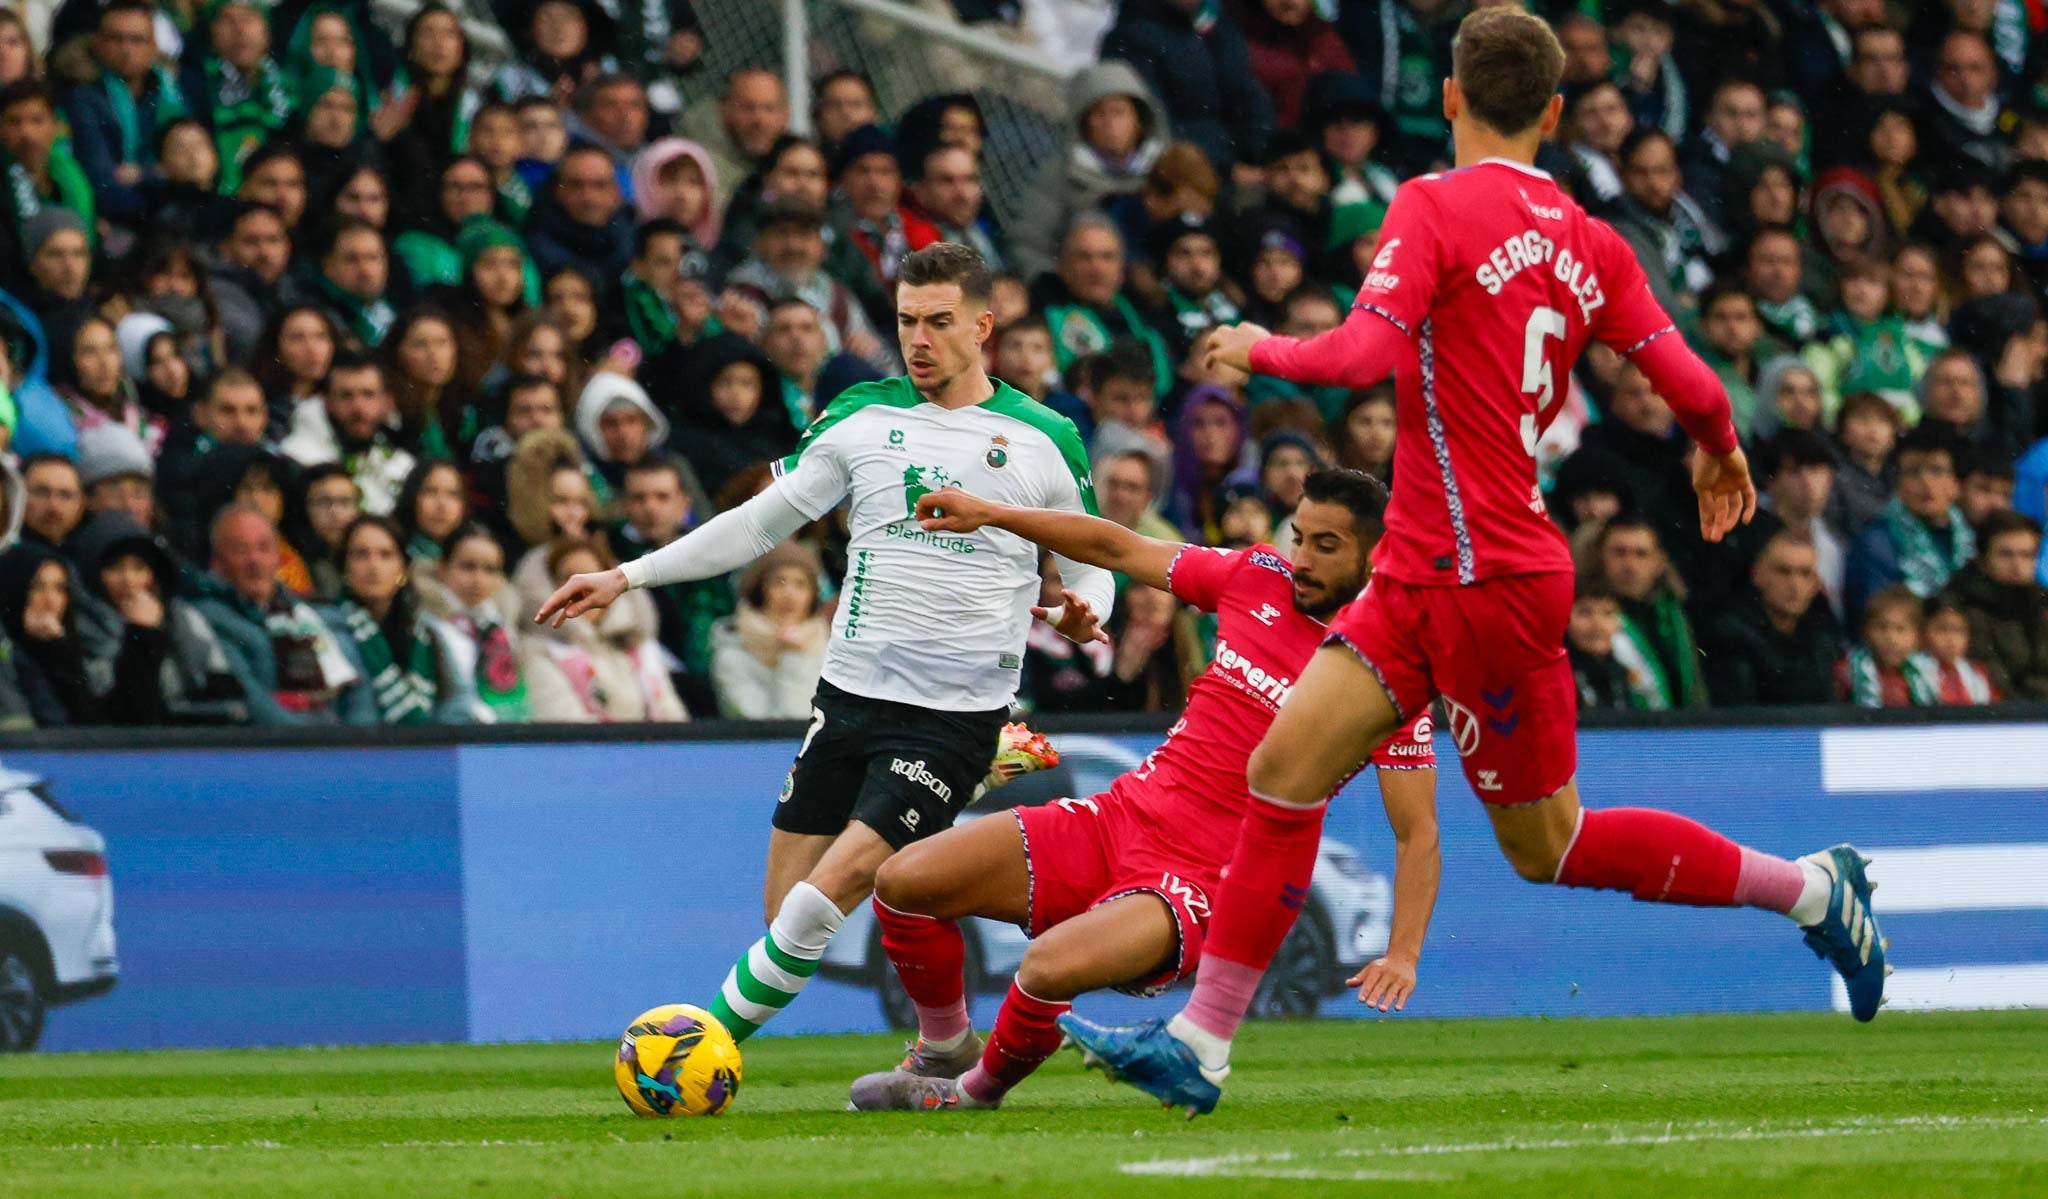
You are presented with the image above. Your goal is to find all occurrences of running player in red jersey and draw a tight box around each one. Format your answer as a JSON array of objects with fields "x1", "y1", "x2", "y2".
[
  {"x1": 843, "y1": 471, "x2": 1442, "y2": 1112},
  {"x1": 1063, "y1": 7, "x2": 1888, "y2": 1117}
]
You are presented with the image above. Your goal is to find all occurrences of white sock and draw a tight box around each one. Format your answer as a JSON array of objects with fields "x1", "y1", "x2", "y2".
[
  {"x1": 1787, "y1": 858, "x2": 1833, "y2": 926},
  {"x1": 771, "y1": 880, "x2": 846, "y2": 954},
  {"x1": 1167, "y1": 1012, "x2": 1232, "y2": 1077}
]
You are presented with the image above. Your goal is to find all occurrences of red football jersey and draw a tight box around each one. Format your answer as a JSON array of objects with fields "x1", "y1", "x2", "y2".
[
  {"x1": 1345, "y1": 159, "x2": 1689, "y2": 584},
  {"x1": 1104, "y1": 544, "x2": 1432, "y2": 866}
]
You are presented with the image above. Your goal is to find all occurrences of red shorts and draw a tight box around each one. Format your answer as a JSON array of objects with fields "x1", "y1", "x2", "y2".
[
  {"x1": 1014, "y1": 795, "x2": 1214, "y2": 997},
  {"x1": 1326, "y1": 571, "x2": 1577, "y2": 806}
]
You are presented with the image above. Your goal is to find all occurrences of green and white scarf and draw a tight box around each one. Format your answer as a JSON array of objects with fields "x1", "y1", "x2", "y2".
[
  {"x1": 103, "y1": 65, "x2": 189, "y2": 165},
  {"x1": 1845, "y1": 644, "x2": 1939, "y2": 708},
  {"x1": 204, "y1": 56, "x2": 294, "y2": 192},
  {"x1": 496, "y1": 173, "x2": 532, "y2": 226},
  {"x1": 1882, "y1": 497, "x2": 1975, "y2": 597},
  {"x1": 1610, "y1": 594, "x2": 1703, "y2": 711},
  {"x1": 341, "y1": 595, "x2": 438, "y2": 724},
  {"x1": 317, "y1": 273, "x2": 397, "y2": 348},
  {"x1": 1758, "y1": 294, "x2": 1821, "y2": 345},
  {"x1": 4, "y1": 148, "x2": 97, "y2": 238}
]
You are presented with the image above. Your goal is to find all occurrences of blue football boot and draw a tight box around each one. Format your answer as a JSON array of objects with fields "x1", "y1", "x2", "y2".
[
  {"x1": 1800, "y1": 844, "x2": 1891, "y2": 1022},
  {"x1": 1056, "y1": 1013, "x2": 1223, "y2": 1118}
]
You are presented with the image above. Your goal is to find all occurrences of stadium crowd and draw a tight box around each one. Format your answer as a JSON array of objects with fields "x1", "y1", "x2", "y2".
[{"x1": 0, "y1": 0, "x2": 2043, "y2": 728}]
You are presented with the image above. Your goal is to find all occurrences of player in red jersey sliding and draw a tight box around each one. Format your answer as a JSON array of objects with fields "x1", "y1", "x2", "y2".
[
  {"x1": 1062, "y1": 6, "x2": 1888, "y2": 1117},
  {"x1": 845, "y1": 470, "x2": 1442, "y2": 1111}
]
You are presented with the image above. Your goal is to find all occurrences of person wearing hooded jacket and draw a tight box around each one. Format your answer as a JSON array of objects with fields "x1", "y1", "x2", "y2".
[
  {"x1": 572, "y1": 369, "x2": 671, "y2": 494},
  {"x1": 1007, "y1": 61, "x2": 1170, "y2": 284},
  {"x1": 0, "y1": 284, "x2": 72, "y2": 459},
  {"x1": 0, "y1": 539, "x2": 160, "y2": 726},
  {"x1": 1099, "y1": 0, "x2": 1272, "y2": 177},
  {"x1": 647, "y1": 331, "x2": 799, "y2": 499},
  {"x1": 72, "y1": 508, "x2": 248, "y2": 724},
  {"x1": 630, "y1": 137, "x2": 722, "y2": 256}
]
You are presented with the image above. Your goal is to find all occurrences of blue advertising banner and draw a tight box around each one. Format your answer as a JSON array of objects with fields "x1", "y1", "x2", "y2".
[{"x1": 8, "y1": 722, "x2": 2044, "y2": 1051}]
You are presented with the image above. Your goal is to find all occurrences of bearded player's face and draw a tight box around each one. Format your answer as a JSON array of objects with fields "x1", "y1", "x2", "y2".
[
  {"x1": 1287, "y1": 498, "x2": 1370, "y2": 620},
  {"x1": 896, "y1": 282, "x2": 991, "y2": 395}
]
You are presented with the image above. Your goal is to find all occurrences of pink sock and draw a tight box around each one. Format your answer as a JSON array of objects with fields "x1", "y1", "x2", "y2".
[
  {"x1": 1180, "y1": 956, "x2": 1265, "y2": 1042},
  {"x1": 1732, "y1": 846, "x2": 1806, "y2": 914},
  {"x1": 1177, "y1": 793, "x2": 1327, "y2": 1041},
  {"x1": 873, "y1": 898, "x2": 970, "y2": 1043},
  {"x1": 960, "y1": 981, "x2": 1069, "y2": 1104}
]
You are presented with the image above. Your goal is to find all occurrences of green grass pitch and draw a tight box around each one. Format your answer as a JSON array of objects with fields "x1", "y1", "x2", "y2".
[{"x1": 3, "y1": 1011, "x2": 2045, "y2": 1197}]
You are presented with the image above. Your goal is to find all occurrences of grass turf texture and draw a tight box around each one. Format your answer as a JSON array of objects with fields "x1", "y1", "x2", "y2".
[{"x1": 2, "y1": 1011, "x2": 2044, "y2": 1197}]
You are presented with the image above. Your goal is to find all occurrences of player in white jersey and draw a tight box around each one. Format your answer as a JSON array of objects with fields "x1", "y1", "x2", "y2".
[{"x1": 536, "y1": 243, "x2": 1115, "y2": 1043}]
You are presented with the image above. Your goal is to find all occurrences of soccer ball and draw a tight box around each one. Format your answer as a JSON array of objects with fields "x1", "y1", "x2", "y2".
[{"x1": 614, "y1": 1004, "x2": 743, "y2": 1117}]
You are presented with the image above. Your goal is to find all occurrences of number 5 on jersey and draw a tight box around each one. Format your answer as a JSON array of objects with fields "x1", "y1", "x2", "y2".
[{"x1": 1519, "y1": 305, "x2": 1568, "y2": 456}]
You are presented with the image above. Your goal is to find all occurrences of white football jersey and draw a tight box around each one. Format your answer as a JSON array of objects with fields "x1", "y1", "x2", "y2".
[{"x1": 770, "y1": 376, "x2": 1105, "y2": 710}]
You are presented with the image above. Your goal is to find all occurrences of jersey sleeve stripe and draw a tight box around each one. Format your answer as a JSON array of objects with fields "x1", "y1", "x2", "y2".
[
  {"x1": 1416, "y1": 319, "x2": 1477, "y2": 585},
  {"x1": 1353, "y1": 303, "x2": 1412, "y2": 336},
  {"x1": 1620, "y1": 326, "x2": 1677, "y2": 356}
]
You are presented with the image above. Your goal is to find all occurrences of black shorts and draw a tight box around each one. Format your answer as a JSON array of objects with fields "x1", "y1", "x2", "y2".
[{"x1": 773, "y1": 680, "x2": 1009, "y2": 851}]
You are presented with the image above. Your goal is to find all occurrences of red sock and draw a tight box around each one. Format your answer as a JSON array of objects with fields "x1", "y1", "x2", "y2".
[
  {"x1": 1554, "y1": 807, "x2": 1748, "y2": 905},
  {"x1": 873, "y1": 898, "x2": 969, "y2": 1043},
  {"x1": 959, "y1": 981, "x2": 1069, "y2": 1104},
  {"x1": 1180, "y1": 794, "x2": 1327, "y2": 1042}
]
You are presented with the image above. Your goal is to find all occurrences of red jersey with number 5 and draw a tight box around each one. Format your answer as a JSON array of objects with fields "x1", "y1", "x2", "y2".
[
  {"x1": 1107, "y1": 544, "x2": 1432, "y2": 867},
  {"x1": 1350, "y1": 159, "x2": 1683, "y2": 585}
]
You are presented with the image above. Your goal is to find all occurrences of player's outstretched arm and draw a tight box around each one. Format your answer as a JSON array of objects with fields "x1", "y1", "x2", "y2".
[
  {"x1": 1348, "y1": 767, "x2": 1441, "y2": 1013},
  {"x1": 916, "y1": 486, "x2": 1179, "y2": 591},
  {"x1": 1205, "y1": 305, "x2": 1410, "y2": 390},
  {"x1": 534, "y1": 486, "x2": 809, "y2": 626}
]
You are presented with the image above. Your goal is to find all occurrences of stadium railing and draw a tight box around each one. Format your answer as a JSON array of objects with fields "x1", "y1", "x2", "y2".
[{"x1": 686, "y1": 0, "x2": 1071, "y2": 233}]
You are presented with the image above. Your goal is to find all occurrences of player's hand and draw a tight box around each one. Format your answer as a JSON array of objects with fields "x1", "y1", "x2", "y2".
[
  {"x1": 1204, "y1": 322, "x2": 1271, "y2": 376},
  {"x1": 1034, "y1": 588, "x2": 1110, "y2": 646},
  {"x1": 535, "y1": 567, "x2": 629, "y2": 628},
  {"x1": 1691, "y1": 446, "x2": 1757, "y2": 544},
  {"x1": 1347, "y1": 954, "x2": 1418, "y2": 1012},
  {"x1": 915, "y1": 485, "x2": 999, "y2": 532}
]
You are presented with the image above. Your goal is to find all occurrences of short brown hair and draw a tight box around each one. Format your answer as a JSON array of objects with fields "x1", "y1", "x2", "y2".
[
  {"x1": 208, "y1": 366, "x2": 261, "y2": 401},
  {"x1": 1144, "y1": 141, "x2": 1219, "y2": 203},
  {"x1": 1452, "y1": 8, "x2": 1566, "y2": 136},
  {"x1": 1978, "y1": 508, "x2": 2043, "y2": 552},
  {"x1": 1863, "y1": 583, "x2": 1922, "y2": 629},
  {"x1": 898, "y1": 241, "x2": 993, "y2": 305}
]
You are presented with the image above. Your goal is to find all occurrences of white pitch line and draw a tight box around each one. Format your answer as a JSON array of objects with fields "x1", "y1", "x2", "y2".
[
  {"x1": 1118, "y1": 1114, "x2": 2048, "y2": 1178},
  {"x1": 17, "y1": 1138, "x2": 550, "y2": 1152}
]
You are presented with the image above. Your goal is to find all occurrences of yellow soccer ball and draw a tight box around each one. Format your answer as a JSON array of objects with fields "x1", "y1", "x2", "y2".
[{"x1": 614, "y1": 1004, "x2": 743, "y2": 1117}]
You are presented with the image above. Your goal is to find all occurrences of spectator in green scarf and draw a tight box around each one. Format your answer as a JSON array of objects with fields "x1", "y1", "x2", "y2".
[
  {"x1": 0, "y1": 81, "x2": 97, "y2": 282},
  {"x1": 63, "y1": 0, "x2": 187, "y2": 228},
  {"x1": 316, "y1": 218, "x2": 400, "y2": 350},
  {"x1": 321, "y1": 514, "x2": 469, "y2": 725},
  {"x1": 179, "y1": 0, "x2": 295, "y2": 194},
  {"x1": 1596, "y1": 513, "x2": 1709, "y2": 710}
]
